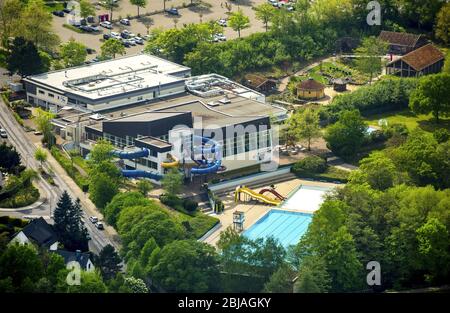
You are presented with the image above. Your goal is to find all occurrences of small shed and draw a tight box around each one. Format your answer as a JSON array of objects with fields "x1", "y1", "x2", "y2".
[
  {"x1": 297, "y1": 78, "x2": 325, "y2": 100},
  {"x1": 244, "y1": 74, "x2": 277, "y2": 94},
  {"x1": 332, "y1": 78, "x2": 348, "y2": 92}
]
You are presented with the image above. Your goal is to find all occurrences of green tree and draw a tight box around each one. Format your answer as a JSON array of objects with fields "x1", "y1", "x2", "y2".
[
  {"x1": 150, "y1": 239, "x2": 221, "y2": 292},
  {"x1": 60, "y1": 39, "x2": 87, "y2": 67},
  {"x1": 124, "y1": 276, "x2": 148, "y2": 293},
  {"x1": 130, "y1": 0, "x2": 147, "y2": 17},
  {"x1": 161, "y1": 168, "x2": 183, "y2": 195},
  {"x1": 59, "y1": 270, "x2": 108, "y2": 293},
  {"x1": 34, "y1": 108, "x2": 56, "y2": 146},
  {"x1": 0, "y1": 142, "x2": 21, "y2": 173},
  {"x1": 294, "y1": 255, "x2": 331, "y2": 293},
  {"x1": 297, "y1": 108, "x2": 321, "y2": 151},
  {"x1": 349, "y1": 151, "x2": 397, "y2": 190},
  {"x1": 95, "y1": 244, "x2": 122, "y2": 280},
  {"x1": 254, "y1": 3, "x2": 276, "y2": 32},
  {"x1": 79, "y1": 0, "x2": 95, "y2": 19},
  {"x1": 263, "y1": 263, "x2": 295, "y2": 293},
  {"x1": 34, "y1": 147, "x2": 47, "y2": 167},
  {"x1": 140, "y1": 16, "x2": 154, "y2": 34},
  {"x1": 324, "y1": 110, "x2": 368, "y2": 159},
  {"x1": 6, "y1": 37, "x2": 47, "y2": 76},
  {"x1": 435, "y1": 3, "x2": 450, "y2": 44},
  {"x1": 354, "y1": 36, "x2": 388, "y2": 84},
  {"x1": 409, "y1": 73, "x2": 450, "y2": 123},
  {"x1": 53, "y1": 191, "x2": 89, "y2": 251},
  {"x1": 416, "y1": 217, "x2": 450, "y2": 283},
  {"x1": 0, "y1": 0, "x2": 23, "y2": 46},
  {"x1": 0, "y1": 244, "x2": 44, "y2": 292},
  {"x1": 137, "y1": 179, "x2": 152, "y2": 196},
  {"x1": 443, "y1": 52, "x2": 450, "y2": 74},
  {"x1": 104, "y1": 192, "x2": 151, "y2": 226},
  {"x1": 101, "y1": 38, "x2": 126, "y2": 59},
  {"x1": 228, "y1": 9, "x2": 250, "y2": 38},
  {"x1": 89, "y1": 172, "x2": 119, "y2": 209},
  {"x1": 88, "y1": 139, "x2": 114, "y2": 164},
  {"x1": 20, "y1": 0, "x2": 60, "y2": 50}
]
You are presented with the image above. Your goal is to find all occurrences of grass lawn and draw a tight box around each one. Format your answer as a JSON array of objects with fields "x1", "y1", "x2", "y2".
[
  {"x1": 169, "y1": 209, "x2": 219, "y2": 239},
  {"x1": 44, "y1": 2, "x2": 65, "y2": 13},
  {"x1": 364, "y1": 109, "x2": 450, "y2": 133}
]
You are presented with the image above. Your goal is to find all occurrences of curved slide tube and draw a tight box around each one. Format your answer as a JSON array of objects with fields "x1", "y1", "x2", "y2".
[
  {"x1": 190, "y1": 136, "x2": 222, "y2": 175},
  {"x1": 111, "y1": 148, "x2": 162, "y2": 181},
  {"x1": 259, "y1": 188, "x2": 285, "y2": 201},
  {"x1": 161, "y1": 154, "x2": 179, "y2": 169},
  {"x1": 121, "y1": 169, "x2": 162, "y2": 181},
  {"x1": 235, "y1": 186, "x2": 281, "y2": 206},
  {"x1": 111, "y1": 148, "x2": 149, "y2": 159}
]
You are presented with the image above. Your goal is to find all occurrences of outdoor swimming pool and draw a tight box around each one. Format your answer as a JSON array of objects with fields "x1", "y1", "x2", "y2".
[
  {"x1": 281, "y1": 185, "x2": 331, "y2": 213},
  {"x1": 243, "y1": 210, "x2": 312, "y2": 248}
]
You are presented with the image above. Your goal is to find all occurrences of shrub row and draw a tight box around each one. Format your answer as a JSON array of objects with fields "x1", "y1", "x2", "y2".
[
  {"x1": 50, "y1": 146, "x2": 89, "y2": 191},
  {"x1": 160, "y1": 194, "x2": 198, "y2": 214}
]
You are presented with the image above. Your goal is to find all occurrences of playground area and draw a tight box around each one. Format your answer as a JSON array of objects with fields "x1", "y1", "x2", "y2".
[{"x1": 203, "y1": 178, "x2": 338, "y2": 247}]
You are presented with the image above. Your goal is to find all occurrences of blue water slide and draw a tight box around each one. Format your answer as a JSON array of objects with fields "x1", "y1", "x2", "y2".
[
  {"x1": 191, "y1": 136, "x2": 222, "y2": 175},
  {"x1": 111, "y1": 148, "x2": 149, "y2": 159},
  {"x1": 121, "y1": 169, "x2": 162, "y2": 181}
]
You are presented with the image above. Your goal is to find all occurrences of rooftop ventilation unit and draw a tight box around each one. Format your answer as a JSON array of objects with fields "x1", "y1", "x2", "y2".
[
  {"x1": 219, "y1": 97, "x2": 231, "y2": 104},
  {"x1": 89, "y1": 113, "x2": 104, "y2": 121}
]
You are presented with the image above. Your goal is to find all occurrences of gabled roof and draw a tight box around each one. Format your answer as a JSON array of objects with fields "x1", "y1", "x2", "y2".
[
  {"x1": 244, "y1": 74, "x2": 276, "y2": 89},
  {"x1": 379, "y1": 31, "x2": 422, "y2": 47},
  {"x1": 395, "y1": 44, "x2": 444, "y2": 71},
  {"x1": 20, "y1": 217, "x2": 58, "y2": 248},
  {"x1": 54, "y1": 250, "x2": 92, "y2": 269},
  {"x1": 298, "y1": 78, "x2": 325, "y2": 90}
]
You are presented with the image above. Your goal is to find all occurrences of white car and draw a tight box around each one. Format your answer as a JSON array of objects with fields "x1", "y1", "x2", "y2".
[
  {"x1": 120, "y1": 18, "x2": 130, "y2": 26},
  {"x1": 0, "y1": 128, "x2": 7, "y2": 138},
  {"x1": 143, "y1": 34, "x2": 152, "y2": 41},
  {"x1": 128, "y1": 38, "x2": 137, "y2": 46},
  {"x1": 89, "y1": 216, "x2": 98, "y2": 223},
  {"x1": 110, "y1": 32, "x2": 121, "y2": 39},
  {"x1": 218, "y1": 19, "x2": 227, "y2": 27},
  {"x1": 133, "y1": 37, "x2": 144, "y2": 45},
  {"x1": 99, "y1": 21, "x2": 112, "y2": 29},
  {"x1": 214, "y1": 33, "x2": 226, "y2": 41},
  {"x1": 95, "y1": 222, "x2": 104, "y2": 230},
  {"x1": 271, "y1": 1, "x2": 279, "y2": 7}
]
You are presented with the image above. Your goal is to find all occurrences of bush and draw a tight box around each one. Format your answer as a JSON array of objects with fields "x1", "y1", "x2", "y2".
[
  {"x1": 433, "y1": 128, "x2": 450, "y2": 143},
  {"x1": 50, "y1": 147, "x2": 89, "y2": 191},
  {"x1": 292, "y1": 156, "x2": 327, "y2": 176},
  {"x1": 183, "y1": 199, "x2": 198, "y2": 212}
]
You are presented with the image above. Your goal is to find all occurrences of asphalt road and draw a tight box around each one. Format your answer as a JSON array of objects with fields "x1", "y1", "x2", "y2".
[{"x1": 0, "y1": 99, "x2": 113, "y2": 254}]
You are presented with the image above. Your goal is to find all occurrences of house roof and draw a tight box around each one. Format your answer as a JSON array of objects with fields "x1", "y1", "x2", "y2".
[
  {"x1": 298, "y1": 78, "x2": 325, "y2": 90},
  {"x1": 54, "y1": 250, "x2": 92, "y2": 269},
  {"x1": 378, "y1": 31, "x2": 422, "y2": 47},
  {"x1": 244, "y1": 74, "x2": 276, "y2": 89},
  {"x1": 397, "y1": 44, "x2": 444, "y2": 71},
  {"x1": 20, "y1": 217, "x2": 58, "y2": 248}
]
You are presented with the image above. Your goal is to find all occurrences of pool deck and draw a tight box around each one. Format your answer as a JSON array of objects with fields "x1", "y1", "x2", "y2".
[{"x1": 202, "y1": 178, "x2": 340, "y2": 247}]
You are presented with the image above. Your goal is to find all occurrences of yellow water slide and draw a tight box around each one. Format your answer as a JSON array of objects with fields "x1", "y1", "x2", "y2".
[
  {"x1": 161, "y1": 154, "x2": 179, "y2": 168},
  {"x1": 235, "y1": 186, "x2": 281, "y2": 206}
]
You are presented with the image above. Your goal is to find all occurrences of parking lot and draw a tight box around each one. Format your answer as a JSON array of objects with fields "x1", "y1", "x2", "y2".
[{"x1": 52, "y1": 0, "x2": 269, "y2": 59}]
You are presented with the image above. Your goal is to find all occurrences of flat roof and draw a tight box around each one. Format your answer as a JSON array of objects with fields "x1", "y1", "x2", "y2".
[
  {"x1": 135, "y1": 136, "x2": 172, "y2": 149},
  {"x1": 79, "y1": 92, "x2": 286, "y2": 133},
  {"x1": 25, "y1": 54, "x2": 189, "y2": 100}
]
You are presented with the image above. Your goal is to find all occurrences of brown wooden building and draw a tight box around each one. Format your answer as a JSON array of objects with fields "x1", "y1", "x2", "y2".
[
  {"x1": 378, "y1": 31, "x2": 427, "y2": 55},
  {"x1": 385, "y1": 44, "x2": 445, "y2": 77},
  {"x1": 244, "y1": 74, "x2": 277, "y2": 94},
  {"x1": 297, "y1": 78, "x2": 325, "y2": 100}
]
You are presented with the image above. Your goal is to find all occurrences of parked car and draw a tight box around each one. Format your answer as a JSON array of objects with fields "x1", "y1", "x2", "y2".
[
  {"x1": 143, "y1": 34, "x2": 152, "y2": 41},
  {"x1": 218, "y1": 19, "x2": 227, "y2": 27},
  {"x1": 103, "y1": 33, "x2": 111, "y2": 40},
  {"x1": 63, "y1": 8, "x2": 72, "y2": 14},
  {"x1": 120, "y1": 18, "x2": 130, "y2": 26},
  {"x1": 95, "y1": 222, "x2": 104, "y2": 230},
  {"x1": 133, "y1": 37, "x2": 144, "y2": 45},
  {"x1": 88, "y1": 25, "x2": 100, "y2": 32},
  {"x1": 166, "y1": 8, "x2": 179, "y2": 15},
  {"x1": 122, "y1": 40, "x2": 131, "y2": 48},
  {"x1": 33, "y1": 130, "x2": 42, "y2": 136},
  {"x1": 80, "y1": 25, "x2": 93, "y2": 32},
  {"x1": 110, "y1": 32, "x2": 121, "y2": 39},
  {"x1": 52, "y1": 11, "x2": 64, "y2": 17},
  {"x1": 100, "y1": 21, "x2": 112, "y2": 29},
  {"x1": 214, "y1": 33, "x2": 226, "y2": 41},
  {"x1": 128, "y1": 38, "x2": 137, "y2": 46},
  {"x1": 89, "y1": 216, "x2": 98, "y2": 224},
  {"x1": 121, "y1": 30, "x2": 130, "y2": 38},
  {"x1": 0, "y1": 128, "x2": 7, "y2": 138}
]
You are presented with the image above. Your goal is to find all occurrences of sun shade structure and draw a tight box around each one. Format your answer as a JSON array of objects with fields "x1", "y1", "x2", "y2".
[{"x1": 297, "y1": 78, "x2": 325, "y2": 100}]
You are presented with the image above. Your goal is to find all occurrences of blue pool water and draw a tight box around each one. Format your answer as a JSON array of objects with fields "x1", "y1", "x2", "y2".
[{"x1": 243, "y1": 210, "x2": 312, "y2": 248}]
